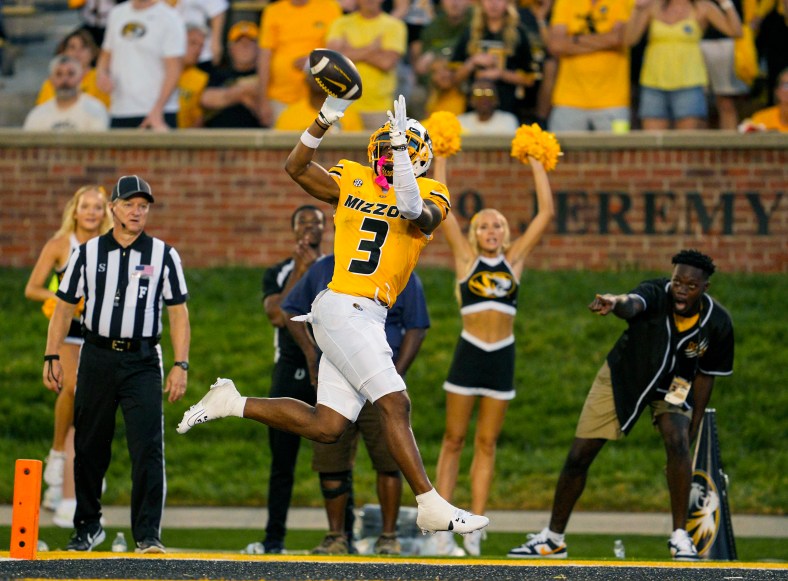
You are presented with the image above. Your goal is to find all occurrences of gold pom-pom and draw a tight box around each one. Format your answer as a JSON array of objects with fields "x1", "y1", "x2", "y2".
[
  {"x1": 422, "y1": 111, "x2": 462, "y2": 158},
  {"x1": 510, "y1": 123, "x2": 562, "y2": 171},
  {"x1": 42, "y1": 298, "x2": 56, "y2": 319}
]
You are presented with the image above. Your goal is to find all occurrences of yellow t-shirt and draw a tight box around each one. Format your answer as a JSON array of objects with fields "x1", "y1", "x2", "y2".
[
  {"x1": 274, "y1": 97, "x2": 363, "y2": 131},
  {"x1": 326, "y1": 13, "x2": 407, "y2": 113},
  {"x1": 327, "y1": 159, "x2": 450, "y2": 307},
  {"x1": 36, "y1": 68, "x2": 111, "y2": 108},
  {"x1": 178, "y1": 66, "x2": 210, "y2": 128},
  {"x1": 259, "y1": 0, "x2": 343, "y2": 105},
  {"x1": 751, "y1": 106, "x2": 788, "y2": 132},
  {"x1": 640, "y1": 17, "x2": 706, "y2": 89},
  {"x1": 551, "y1": 0, "x2": 633, "y2": 109}
]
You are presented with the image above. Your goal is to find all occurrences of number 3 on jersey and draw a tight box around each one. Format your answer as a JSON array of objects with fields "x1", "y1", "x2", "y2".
[{"x1": 348, "y1": 217, "x2": 388, "y2": 275}]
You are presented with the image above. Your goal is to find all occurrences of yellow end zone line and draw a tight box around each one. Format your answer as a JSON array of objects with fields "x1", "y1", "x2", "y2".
[{"x1": 1, "y1": 551, "x2": 786, "y2": 569}]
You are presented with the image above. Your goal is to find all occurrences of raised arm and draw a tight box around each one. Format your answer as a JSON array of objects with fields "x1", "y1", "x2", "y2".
[
  {"x1": 433, "y1": 156, "x2": 475, "y2": 275},
  {"x1": 699, "y1": 0, "x2": 743, "y2": 37},
  {"x1": 284, "y1": 97, "x2": 352, "y2": 205},
  {"x1": 505, "y1": 158, "x2": 555, "y2": 278},
  {"x1": 624, "y1": 0, "x2": 656, "y2": 46}
]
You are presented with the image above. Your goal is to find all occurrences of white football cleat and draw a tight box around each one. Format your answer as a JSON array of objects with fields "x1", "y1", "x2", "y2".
[
  {"x1": 417, "y1": 505, "x2": 489, "y2": 535},
  {"x1": 177, "y1": 378, "x2": 244, "y2": 434}
]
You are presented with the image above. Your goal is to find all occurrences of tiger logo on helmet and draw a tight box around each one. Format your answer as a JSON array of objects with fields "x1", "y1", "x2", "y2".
[{"x1": 367, "y1": 118, "x2": 434, "y2": 182}]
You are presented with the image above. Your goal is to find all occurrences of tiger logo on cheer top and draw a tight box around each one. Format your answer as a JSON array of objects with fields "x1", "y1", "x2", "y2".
[
  {"x1": 468, "y1": 271, "x2": 516, "y2": 299},
  {"x1": 686, "y1": 471, "x2": 721, "y2": 556},
  {"x1": 121, "y1": 22, "x2": 146, "y2": 39}
]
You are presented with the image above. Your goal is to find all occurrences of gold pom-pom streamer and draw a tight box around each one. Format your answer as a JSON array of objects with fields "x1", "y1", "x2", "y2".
[
  {"x1": 510, "y1": 123, "x2": 562, "y2": 171},
  {"x1": 422, "y1": 111, "x2": 462, "y2": 158}
]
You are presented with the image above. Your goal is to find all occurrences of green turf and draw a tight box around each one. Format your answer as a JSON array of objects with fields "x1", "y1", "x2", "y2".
[
  {"x1": 2, "y1": 526, "x2": 784, "y2": 562},
  {"x1": 1, "y1": 266, "x2": 786, "y2": 516}
]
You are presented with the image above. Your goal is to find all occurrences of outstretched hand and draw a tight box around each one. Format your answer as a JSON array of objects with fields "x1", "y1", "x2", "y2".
[
  {"x1": 588, "y1": 293, "x2": 618, "y2": 315},
  {"x1": 387, "y1": 94, "x2": 408, "y2": 148},
  {"x1": 318, "y1": 96, "x2": 354, "y2": 127}
]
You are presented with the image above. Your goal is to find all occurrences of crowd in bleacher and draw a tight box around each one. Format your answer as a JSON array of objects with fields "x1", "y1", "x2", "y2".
[{"x1": 13, "y1": 0, "x2": 788, "y2": 132}]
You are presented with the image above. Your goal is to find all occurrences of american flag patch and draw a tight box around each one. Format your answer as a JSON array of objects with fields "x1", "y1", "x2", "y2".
[{"x1": 135, "y1": 264, "x2": 154, "y2": 277}]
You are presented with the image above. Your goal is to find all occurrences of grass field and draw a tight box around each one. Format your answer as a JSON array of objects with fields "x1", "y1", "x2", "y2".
[{"x1": 1, "y1": 266, "x2": 786, "y2": 517}]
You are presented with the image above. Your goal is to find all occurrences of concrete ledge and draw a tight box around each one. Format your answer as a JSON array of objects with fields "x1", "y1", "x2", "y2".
[
  {"x1": 1, "y1": 506, "x2": 784, "y2": 538},
  {"x1": 1, "y1": 128, "x2": 786, "y2": 151}
]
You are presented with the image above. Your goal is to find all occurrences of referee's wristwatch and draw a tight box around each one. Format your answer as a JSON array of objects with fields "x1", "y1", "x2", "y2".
[{"x1": 173, "y1": 361, "x2": 190, "y2": 371}]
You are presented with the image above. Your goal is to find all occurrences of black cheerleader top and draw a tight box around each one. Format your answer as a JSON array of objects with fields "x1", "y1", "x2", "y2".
[{"x1": 458, "y1": 255, "x2": 519, "y2": 316}]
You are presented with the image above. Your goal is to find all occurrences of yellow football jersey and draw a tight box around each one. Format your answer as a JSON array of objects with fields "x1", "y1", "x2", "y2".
[{"x1": 327, "y1": 159, "x2": 450, "y2": 307}]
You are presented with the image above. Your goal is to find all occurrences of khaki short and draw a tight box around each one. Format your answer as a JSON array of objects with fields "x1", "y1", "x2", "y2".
[{"x1": 576, "y1": 362, "x2": 692, "y2": 440}]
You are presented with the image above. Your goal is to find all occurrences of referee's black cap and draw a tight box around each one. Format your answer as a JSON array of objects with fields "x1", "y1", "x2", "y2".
[{"x1": 112, "y1": 175, "x2": 155, "y2": 203}]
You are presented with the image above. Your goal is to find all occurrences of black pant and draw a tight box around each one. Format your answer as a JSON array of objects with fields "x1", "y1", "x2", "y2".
[
  {"x1": 73, "y1": 342, "x2": 164, "y2": 543},
  {"x1": 110, "y1": 113, "x2": 177, "y2": 129},
  {"x1": 264, "y1": 360, "x2": 315, "y2": 547}
]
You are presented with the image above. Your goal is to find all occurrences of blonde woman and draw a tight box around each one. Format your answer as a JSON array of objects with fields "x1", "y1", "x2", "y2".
[
  {"x1": 450, "y1": 0, "x2": 536, "y2": 121},
  {"x1": 25, "y1": 185, "x2": 111, "y2": 526},
  {"x1": 432, "y1": 153, "x2": 554, "y2": 556}
]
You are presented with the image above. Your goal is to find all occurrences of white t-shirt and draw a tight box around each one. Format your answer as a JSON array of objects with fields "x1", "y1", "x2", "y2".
[
  {"x1": 458, "y1": 110, "x2": 520, "y2": 135},
  {"x1": 23, "y1": 94, "x2": 110, "y2": 131},
  {"x1": 102, "y1": 1, "x2": 186, "y2": 117},
  {"x1": 176, "y1": 0, "x2": 228, "y2": 63}
]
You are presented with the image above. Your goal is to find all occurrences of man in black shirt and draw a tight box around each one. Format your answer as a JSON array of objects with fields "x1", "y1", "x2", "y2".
[
  {"x1": 241, "y1": 205, "x2": 325, "y2": 555},
  {"x1": 508, "y1": 249, "x2": 734, "y2": 562},
  {"x1": 43, "y1": 175, "x2": 191, "y2": 553}
]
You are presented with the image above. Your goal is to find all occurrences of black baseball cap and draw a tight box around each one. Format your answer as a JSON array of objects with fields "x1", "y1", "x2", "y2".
[{"x1": 111, "y1": 175, "x2": 154, "y2": 203}]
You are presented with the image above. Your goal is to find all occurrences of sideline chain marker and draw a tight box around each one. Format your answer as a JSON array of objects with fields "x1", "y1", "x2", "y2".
[{"x1": 10, "y1": 459, "x2": 42, "y2": 559}]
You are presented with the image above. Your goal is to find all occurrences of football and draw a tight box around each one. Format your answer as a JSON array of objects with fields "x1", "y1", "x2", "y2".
[{"x1": 309, "y1": 48, "x2": 363, "y2": 100}]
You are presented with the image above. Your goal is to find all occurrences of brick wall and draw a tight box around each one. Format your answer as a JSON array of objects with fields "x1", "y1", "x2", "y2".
[{"x1": 1, "y1": 131, "x2": 785, "y2": 273}]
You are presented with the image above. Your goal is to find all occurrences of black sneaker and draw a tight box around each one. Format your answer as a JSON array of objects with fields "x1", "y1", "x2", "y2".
[
  {"x1": 135, "y1": 537, "x2": 166, "y2": 554},
  {"x1": 66, "y1": 522, "x2": 106, "y2": 551}
]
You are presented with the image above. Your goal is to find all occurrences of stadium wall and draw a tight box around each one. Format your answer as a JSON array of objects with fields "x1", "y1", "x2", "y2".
[{"x1": 0, "y1": 130, "x2": 785, "y2": 273}]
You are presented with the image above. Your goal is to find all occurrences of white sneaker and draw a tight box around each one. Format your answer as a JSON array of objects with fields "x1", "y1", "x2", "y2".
[
  {"x1": 668, "y1": 529, "x2": 700, "y2": 561},
  {"x1": 507, "y1": 527, "x2": 567, "y2": 559},
  {"x1": 417, "y1": 505, "x2": 489, "y2": 535},
  {"x1": 53, "y1": 498, "x2": 76, "y2": 528},
  {"x1": 177, "y1": 378, "x2": 245, "y2": 434},
  {"x1": 463, "y1": 528, "x2": 486, "y2": 556},
  {"x1": 44, "y1": 449, "x2": 66, "y2": 487},
  {"x1": 434, "y1": 531, "x2": 466, "y2": 556},
  {"x1": 241, "y1": 541, "x2": 266, "y2": 554},
  {"x1": 41, "y1": 485, "x2": 62, "y2": 511}
]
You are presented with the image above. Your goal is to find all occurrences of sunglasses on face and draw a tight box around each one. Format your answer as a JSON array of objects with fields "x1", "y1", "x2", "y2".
[{"x1": 472, "y1": 88, "x2": 496, "y2": 97}]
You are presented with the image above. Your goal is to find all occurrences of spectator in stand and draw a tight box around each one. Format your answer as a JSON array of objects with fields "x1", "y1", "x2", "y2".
[
  {"x1": 753, "y1": 0, "x2": 788, "y2": 106},
  {"x1": 68, "y1": 0, "x2": 117, "y2": 47},
  {"x1": 178, "y1": 22, "x2": 210, "y2": 128},
  {"x1": 701, "y1": 0, "x2": 753, "y2": 129},
  {"x1": 450, "y1": 0, "x2": 536, "y2": 124},
  {"x1": 24, "y1": 56, "x2": 109, "y2": 131},
  {"x1": 326, "y1": 0, "x2": 408, "y2": 129},
  {"x1": 409, "y1": 0, "x2": 472, "y2": 117},
  {"x1": 458, "y1": 78, "x2": 520, "y2": 133},
  {"x1": 173, "y1": 0, "x2": 228, "y2": 70},
  {"x1": 740, "y1": 66, "x2": 788, "y2": 131},
  {"x1": 201, "y1": 21, "x2": 262, "y2": 128},
  {"x1": 275, "y1": 68, "x2": 364, "y2": 131},
  {"x1": 518, "y1": 0, "x2": 555, "y2": 125},
  {"x1": 546, "y1": 0, "x2": 631, "y2": 132},
  {"x1": 282, "y1": 256, "x2": 430, "y2": 555},
  {"x1": 256, "y1": 0, "x2": 343, "y2": 127},
  {"x1": 625, "y1": 0, "x2": 742, "y2": 130},
  {"x1": 97, "y1": 0, "x2": 185, "y2": 129},
  {"x1": 36, "y1": 29, "x2": 110, "y2": 109}
]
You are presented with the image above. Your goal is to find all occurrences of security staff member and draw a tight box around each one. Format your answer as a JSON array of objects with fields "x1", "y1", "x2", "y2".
[{"x1": 43, "y1": 175, "x2": 190, "y2": 553}]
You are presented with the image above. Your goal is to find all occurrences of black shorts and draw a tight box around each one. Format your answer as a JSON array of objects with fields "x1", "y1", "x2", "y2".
[{"x1": 444, "y1": 332, "x2": 516, "y2": 400}]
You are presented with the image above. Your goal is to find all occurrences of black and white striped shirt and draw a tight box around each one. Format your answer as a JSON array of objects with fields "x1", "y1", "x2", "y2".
[{"x1": 56, "y1": 231, "x2": 189, "y2": 339}]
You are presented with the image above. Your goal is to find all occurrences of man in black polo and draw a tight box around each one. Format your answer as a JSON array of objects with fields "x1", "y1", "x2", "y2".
[{"x1": 43, "y1": 175, "x2": 191, "y2": 553}]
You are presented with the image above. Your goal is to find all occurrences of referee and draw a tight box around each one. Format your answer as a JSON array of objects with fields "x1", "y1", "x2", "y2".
[{"x1": 43, "y1": 175, "x2": 191, "y2": 553}]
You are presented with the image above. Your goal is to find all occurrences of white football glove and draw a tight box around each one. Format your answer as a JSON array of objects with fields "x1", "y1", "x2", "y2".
[
  {"x1": 318, "y1": 96, "x2": 354, "y2": 128},
  {"x1": 386, "y1": 94, "x2": 408, "y2": 150}
]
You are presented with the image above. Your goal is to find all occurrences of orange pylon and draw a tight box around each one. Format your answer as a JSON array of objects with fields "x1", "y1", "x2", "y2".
[{"x1": 10, "y1": 459, "x2": 42, "y2": 559}]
